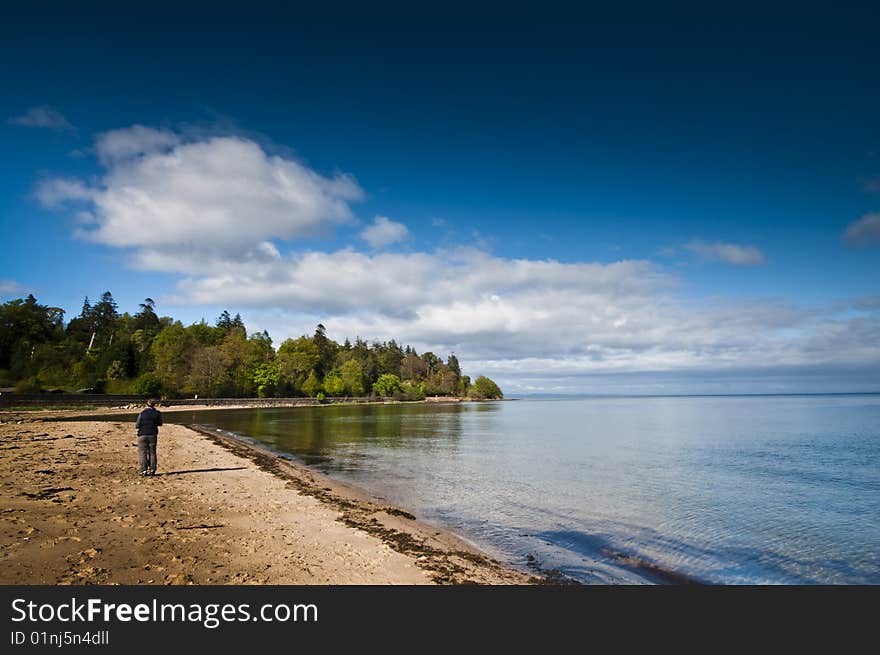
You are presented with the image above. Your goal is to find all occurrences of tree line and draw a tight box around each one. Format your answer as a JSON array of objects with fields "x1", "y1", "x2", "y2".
[{"x1": 0, "y1": 292, "x2": 503, "y2": 400}]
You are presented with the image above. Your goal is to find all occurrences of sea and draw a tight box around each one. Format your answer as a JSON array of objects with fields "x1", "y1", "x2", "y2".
[{"x1": 164, "y1": 394, "x2": 880, "y2": 584}]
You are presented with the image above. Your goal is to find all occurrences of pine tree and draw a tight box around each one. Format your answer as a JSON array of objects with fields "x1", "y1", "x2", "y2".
[
  {"x1": 216, "y1": 310, "x2": 232, "y2": 330},
  {"x1": 135, "y1": 298, "x2": 159, "y2": 333},
  {"x1": 313, "y1": 323, "x2": 336, "y2": 376},
  {"x1": 86, "y1": 291, "x2": 119, "y2": 350}
]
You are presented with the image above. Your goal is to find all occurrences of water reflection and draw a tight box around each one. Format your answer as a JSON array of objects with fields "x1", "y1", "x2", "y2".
[{"x1": 177, "y1": 403, "x2": 466, "y2": 467}]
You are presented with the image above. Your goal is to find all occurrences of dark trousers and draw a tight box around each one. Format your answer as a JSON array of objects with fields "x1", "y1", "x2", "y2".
[{"x1": 137, "y1": 434, "x2": 158, "y2": 473}]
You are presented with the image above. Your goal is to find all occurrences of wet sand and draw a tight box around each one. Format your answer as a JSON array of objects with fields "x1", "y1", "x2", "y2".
[{"x1": 0, "y1": 413, "x2": 531, "y2": 585}]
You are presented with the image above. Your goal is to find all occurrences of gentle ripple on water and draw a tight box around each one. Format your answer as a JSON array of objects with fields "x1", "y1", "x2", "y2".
[{"x1": 160, "y1": 395, "x2": 880, "y2": 584}]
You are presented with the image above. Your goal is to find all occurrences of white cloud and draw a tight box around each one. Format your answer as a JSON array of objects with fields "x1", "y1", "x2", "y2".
[
  {"x1": 34, "y1": 178, "x2": 94, "y2": 208},
  {"x1": 94, "y1": 125, "x2": 180, "y2": 164},
  {"x1": 35, "y1": 123, "x2": 879, "y2": 391},
  {"x1": 170, "y1": 248, "x2": 667, "y2": 318},
  {"x1": 360, "y1": 216, "x2": 409, "y2": 248},
  {"x1": 38, "y1": 127, "x2": 364, "y2": 259},
  {"x1": 684, "y1": 240, "x2": 766, "y2": 266},
  {"x1": 0, "y1": 280, "x2": 25, "y2": 295},
  {"x1": 152, "y1": 246, "x2": 880, "y2": 385},
  {"x1": 843, "y1": 213, "x2": 880, "y2": 248},
  {"x1": 8, "y1": 106, "x2": 74, "y2": 132}
]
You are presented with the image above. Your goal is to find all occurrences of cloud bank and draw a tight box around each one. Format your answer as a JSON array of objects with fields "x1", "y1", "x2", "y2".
[{"x1": 35, "y1": 125, "x2": 880, "y2": 392}]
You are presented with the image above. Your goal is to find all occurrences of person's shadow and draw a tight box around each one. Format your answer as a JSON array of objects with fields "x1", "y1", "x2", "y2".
[{"x1": 156, "y1": 467, "x2": 247, "y2": 476}]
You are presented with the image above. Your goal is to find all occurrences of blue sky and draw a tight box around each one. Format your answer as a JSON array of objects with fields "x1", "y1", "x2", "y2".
[{"x1": 2, "y1": 4, "x2": 879, "y2": 393}]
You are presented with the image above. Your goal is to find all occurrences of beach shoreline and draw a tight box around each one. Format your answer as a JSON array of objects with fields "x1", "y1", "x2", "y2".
[
  {"x1": 0, "y1": 410, "x2": 532, "y2": 585},
  {"x1": 0, "y1": 395, "x2": 513, "y2": 417}
]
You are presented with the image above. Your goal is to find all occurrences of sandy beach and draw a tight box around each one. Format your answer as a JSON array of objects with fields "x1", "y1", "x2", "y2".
[{"x1": 0, "y1": 410, "x2": 531, "y2": 585}]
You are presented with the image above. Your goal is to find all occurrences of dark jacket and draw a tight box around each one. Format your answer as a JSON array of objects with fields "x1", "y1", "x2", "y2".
[{"x1": 136, "y1": 407, "x2": 163, "y2": 436}]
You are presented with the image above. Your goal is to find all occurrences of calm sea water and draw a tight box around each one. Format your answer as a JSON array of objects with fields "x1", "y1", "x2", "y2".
[{"x1": 167, "y1": 395, "x2": 880, "y2": 584}]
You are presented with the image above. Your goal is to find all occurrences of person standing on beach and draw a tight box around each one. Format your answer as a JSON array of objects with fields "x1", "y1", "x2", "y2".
[{"x1": 135, "y1": 399, "x2": 163, "y2": 477}]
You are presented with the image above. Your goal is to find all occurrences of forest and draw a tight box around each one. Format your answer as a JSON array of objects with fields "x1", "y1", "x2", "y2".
[{"x1": 0, "y1": 292, "x2": 503, "y2": 400}]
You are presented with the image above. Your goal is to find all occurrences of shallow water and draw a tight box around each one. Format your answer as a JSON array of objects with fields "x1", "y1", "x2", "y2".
[{"x1": 166, "y1": 395, "x2": 880, "y2": 584}]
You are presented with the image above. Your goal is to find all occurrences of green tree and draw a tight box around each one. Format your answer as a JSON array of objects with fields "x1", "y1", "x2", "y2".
[
  {"x1": 438, "y1": 369, "x2": 459, "y2": 395},
  {"x1": 216, "y1": 310, "x2": 232, "y2": 330},
  {"x1": 149, "y1": 322, "x2": 189, "y2": 395},
  {"x1": 134, "y1": 372, "x2": 162, "y2": 395},
  {"x1": 0, "y1": 295, "x2": 65, "y2": 371},
  {"x1": 469, "y1": 375, "x2": 503, "y2": 399},
  {"x1": 248, "y1": 330, "x2": 274, "y2": 362},
  {"x1": 375, "y1": 339, "x2": 404, "y2": 376},
  {"x1": 230, "y1": 313, "x2": 246, "y2": 337},
  {"x1": 134, "y1": 298, "x2": 160, "y2": 334},
  {"x1": 277, "y1": 336, "x2": 320, "y2": 392},
  {"x1": 106, "y1": 360, "x2": 126, "y2": 380},
  {"x1": 372, "y1": 373, "x2": 402, "y2": 397},
  {"x1": 185, "y1": 320, "x2": 224, "y2": 347},
  {"x1": 0, "y1": 292, "x2": 490, "y2": 402},
  {"x1": 186, "y1": 344, "x2": 229, "y2": 397},
  {"x1": 400, "y1": 350, "x2": 426, "y2": 381},
  {"x1": 401, "y1": 380, "x2": 426, "y2": 400},
  {"x1": 301, "y1": 370, "x2": 322, "y2": 397},
  {"x1": 350, "y1": 337, "x2": 377, "y2": 381},
  {"x1": 340, "y1": 358, "x2": 366, "y2": 396},
  {"x1": 253, "y1": 361, "x2": 281, "y2": 398},
  {"x1": 312, "y1": 323, "x2": 338, "y2": 377},
  {"x1": 65, "y1": 297, "x2": 94, "y2": 344},
  {"x1": 323, "y1": 369, "x2": 345, "y2": 396},
  {"x1": 91, "y1": 291, "x2": 119, "y2": 349},
  {"x1": 421, "y1": 351, "x2": 440, "y2": 377},
  {"x1": 220, "y1": 331, "x2": 264, "y2": 396}
]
